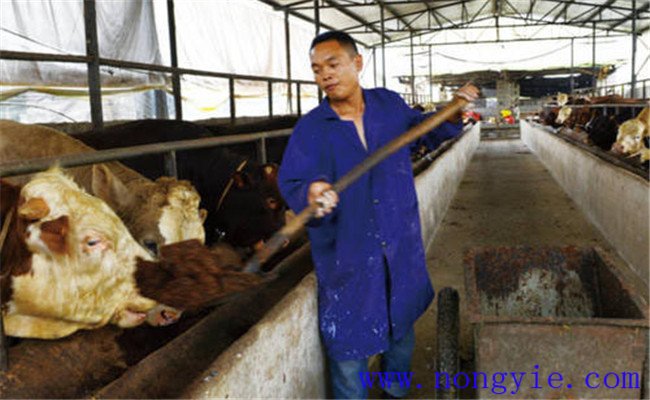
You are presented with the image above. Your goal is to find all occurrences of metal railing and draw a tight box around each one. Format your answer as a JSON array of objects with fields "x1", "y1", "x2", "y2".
[
  {"x1": 0, "y1": 128, "x2": 293, "y2": 179},
  {"x1": 572, "y1": 78, "x2": 650, "y2": 99},
  {"x1": 397, "y1": 92, "x2": 435, "y2": 106}
]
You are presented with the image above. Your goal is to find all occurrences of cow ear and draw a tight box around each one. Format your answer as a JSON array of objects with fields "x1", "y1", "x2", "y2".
[
  {"x1": 232, "y1": 172, "x2": 250, "y2": 189},
  {"x1": 18, "y1": 197, "x2": 50, "y2": 221},
  {"x1": 261, "y1": 163, "x2": 279, "y2": 183},
  {"x1": 91, "y1": 164, "x2": 135, "y2": 210}
]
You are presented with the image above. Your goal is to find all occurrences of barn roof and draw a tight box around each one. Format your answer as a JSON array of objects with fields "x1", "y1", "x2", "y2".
[{"x1": 259, "y1": 1, "x2": 650, "y2": 48}]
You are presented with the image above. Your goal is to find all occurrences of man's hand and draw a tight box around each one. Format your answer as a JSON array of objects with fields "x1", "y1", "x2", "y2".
[
  {"x1": 455, "y1": 82, "x2": 480, "y2": 102},
  {"x1": 308, "y1": 181, "x2": 339, "y2": 218},
  {"x1": 446, "y1": 82, "x2": 480, "y2": 123}
]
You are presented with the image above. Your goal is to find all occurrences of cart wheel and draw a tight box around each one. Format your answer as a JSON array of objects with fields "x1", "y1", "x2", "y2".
[{"x1": 436, "y1": 287, "x2": 459, "y2": 399}]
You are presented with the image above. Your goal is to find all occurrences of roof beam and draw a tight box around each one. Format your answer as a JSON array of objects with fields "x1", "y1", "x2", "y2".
[
  {"x1": 430, "y1": 9, "x2": 444, "y2": 29},
  {"x1": 503, "y1": 0, "x2": 526, "y2": 21},
  {"x1": 608, "y1": 2, "x2": 650, "y2": 32},
  {"x1": 323, "y1": 0, "x2": 391, "y2": 42},
  {"x1": 256, "y1": 0, "x2": 372, "y2": 47},
  {"x1": 346, "y1": 18, "x2": 635, "y2": 34},
  {"x1": 470, "y1": 0, "x2": 492, "y2": 24},
  {"x1": 527, "y1": 0, "x2": 537, "y2": 19},
  {"x1": 385, "y1": 33, "x2": 627, "y2": 47},
  {"x1": 538, "y1": 1, "x2": 562, "y2": 21},
  {"x1": 285, "y1": 0, "x2": 312, "y2": 7},
  {"x1": 552, "y1": 0, "x2": 573, "y2": 23},
  {"x1": 432, "y1": 8, "x2": 460, "y2": 29},
  {"x1": 540, "y1": 0, "x2": 641, "y2": 12},
  {"x1": 376, "y1": 0, "x2": 416, "y2": 32},
  {"x1": 574, "y1": 0, "x2": 616, "y2": 23},
  {"x1": 344, "y1": 0, "x2": 469, "y2": 32},
  {"x1": 504, "y1": 14, "x2": 632, "y2": 34},
  {"x1": 462, "y1": 1, "x2": 469, "y2": 23}
]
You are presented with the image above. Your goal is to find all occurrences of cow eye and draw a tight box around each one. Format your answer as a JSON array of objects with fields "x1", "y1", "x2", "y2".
[
  {"x1": 87, "y1": 239, "x2": 101, "y2": 247},
  {"x1": 143, "y1": 240, "x2": 159, "y2": 256}
]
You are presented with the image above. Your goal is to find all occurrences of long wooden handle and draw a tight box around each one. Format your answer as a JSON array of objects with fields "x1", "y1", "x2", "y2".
[{"x1": 244, "y1": 96, "x2": 468, "y2": 274}]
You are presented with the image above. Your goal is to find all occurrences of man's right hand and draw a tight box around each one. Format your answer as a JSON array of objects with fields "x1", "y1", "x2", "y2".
[{"x1": 308, "y1": 181, "x2": 339, "y2": 218}]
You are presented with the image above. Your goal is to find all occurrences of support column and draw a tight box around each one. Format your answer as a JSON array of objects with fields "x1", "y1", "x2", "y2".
[
  {"x1": 592, "y1": 22, "x2": 597, "y2": 91},
  {"x1": 373, "y1": 47, "x2": 377, "y2": 87},
  {"x1": 285, "y1": 10, "x2": 293, "y2": 114},
  {"x1": 84, "y1": 0, "x2": 103, "y2": 129},
  {"x1": 631, "y1": 0, "x2": 637, "y2": 96},
  {"x1": 167, "y1": 0, "x2": 182, "y2": 120},
  {"x1": 570, "y1": 38, "x2": 574, "y2": 94},
  {"x1": 315, "y1": 0, "x2": 322, "y2": 101},
  {"x1": 428, "y1": 45, "x2": 433, "y2": 103},
  {"x1": 410, "y1": 32, "x2": 415, "y2": 104},
  {"x1": 380, "y1": 5, "x2": 386, "y2": 87}
]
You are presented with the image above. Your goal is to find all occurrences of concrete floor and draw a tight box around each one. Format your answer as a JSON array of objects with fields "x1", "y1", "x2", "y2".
[{"x1": 399, "y1": 138, "x2": 648, "y2": 399}]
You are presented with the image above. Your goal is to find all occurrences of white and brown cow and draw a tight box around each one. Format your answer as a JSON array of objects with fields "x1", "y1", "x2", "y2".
[
  {"x1": 1, "y1": 168, "x2": 178, "y2": 339},
  {"x1": 0, "y1": 120, "x2": 206, "y2": 254},
  {"x1": 613, "y1": 107, "x2": 650, "y2": 162}
]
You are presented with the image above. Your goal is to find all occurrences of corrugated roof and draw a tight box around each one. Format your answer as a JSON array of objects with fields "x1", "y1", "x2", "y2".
[{"x1": 259, "y1": 1, "x2": 650, "y2": 48}]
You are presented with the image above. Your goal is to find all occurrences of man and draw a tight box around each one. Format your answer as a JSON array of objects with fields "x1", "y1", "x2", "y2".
[{"x1": 278, "y1": 31, "x2": 478, "y2": 399}]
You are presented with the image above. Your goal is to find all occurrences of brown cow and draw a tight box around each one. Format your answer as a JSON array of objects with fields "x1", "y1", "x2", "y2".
[
  {"x1": 1, "y1": 169, "x2": 179, "y2": 339},
  {"x1": 0, "y1": 120, "x2": 206, "y2": 255}
]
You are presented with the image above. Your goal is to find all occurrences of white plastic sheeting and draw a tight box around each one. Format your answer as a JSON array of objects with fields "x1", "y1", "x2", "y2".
[
  {"x1": 0, "y1": 0, "x2": 164, "y2": 86},
  {"x1": 1, "y1": 1, "x2": 645, "y2": 122},
  {"x1": 0, "y1": 0, "x2": 328, "y2": 123}
]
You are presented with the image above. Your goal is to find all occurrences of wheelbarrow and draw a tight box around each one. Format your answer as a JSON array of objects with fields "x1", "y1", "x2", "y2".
[{"x1": 436, "y1": 246, "x2": 648, "y2": 399}]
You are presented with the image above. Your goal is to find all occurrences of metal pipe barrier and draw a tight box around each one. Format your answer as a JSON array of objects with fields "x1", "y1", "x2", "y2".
[{"x1": 0, "y1": 128, "x2": 292, "y2": 178}]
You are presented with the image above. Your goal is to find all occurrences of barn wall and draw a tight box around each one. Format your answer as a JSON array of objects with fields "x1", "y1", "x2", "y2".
[
  {"x1": 417, "y1": 123, "x2": 481, "y2": 251},
  {"x1": 521, "y1": 120, "x2": 649, "y2": 287},
  {"x1": 183, "y1": 123, "x2": 481, "y2": 398}
]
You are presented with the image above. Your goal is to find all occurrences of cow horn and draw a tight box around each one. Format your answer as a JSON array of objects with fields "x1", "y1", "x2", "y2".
[{"x1": 18, "y1": 197, "x2": 50, "y2": 220}]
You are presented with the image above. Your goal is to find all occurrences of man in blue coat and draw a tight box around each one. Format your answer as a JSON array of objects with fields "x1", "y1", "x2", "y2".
[{"x1": 278, "y1": 31, "x2": 478, "y2": 399}]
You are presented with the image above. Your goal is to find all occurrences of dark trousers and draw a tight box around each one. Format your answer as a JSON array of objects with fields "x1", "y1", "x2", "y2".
[{"x1": 328, "y1": 326, "x2": 416, "y2": 399}]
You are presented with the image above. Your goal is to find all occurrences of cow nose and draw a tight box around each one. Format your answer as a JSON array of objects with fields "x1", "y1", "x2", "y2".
[{"x1": 142, "y1": 239, "x2": 159, "y2": 256}]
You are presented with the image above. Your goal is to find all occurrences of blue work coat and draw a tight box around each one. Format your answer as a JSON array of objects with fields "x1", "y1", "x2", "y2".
[{"x1": 278, "y1": 88, "x2": 462, "y2": 361}]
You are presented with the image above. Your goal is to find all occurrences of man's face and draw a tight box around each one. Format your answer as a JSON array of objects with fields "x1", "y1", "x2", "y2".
[{"x1": 310, "y1": 40, "x2": 362, "y2": 102}]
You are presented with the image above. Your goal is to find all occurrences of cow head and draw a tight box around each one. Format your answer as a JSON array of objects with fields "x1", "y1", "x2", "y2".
[
  {"x1": 616, "y1": 119, "x2": 646, "y2": 154},
  {"x1": 614, "y1": 107, "x2": 650, "y2": 161},
  {"x1": 216, "y1": 163, "x2": 287, "y2": 248},
  {"x1": 4, "y1": 168, "x2": 179, "y2": 339},
  {"x1": 556, "y1": 106, "x2": 572, "y2": 125},
  {"x1": 91, "y1": 164, "x2": 207, "y2": 257}
]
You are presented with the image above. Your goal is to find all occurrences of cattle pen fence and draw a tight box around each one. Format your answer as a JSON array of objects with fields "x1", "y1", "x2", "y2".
[{"x1": 0, "y1": 127, "x2": 293, "y2": 179}]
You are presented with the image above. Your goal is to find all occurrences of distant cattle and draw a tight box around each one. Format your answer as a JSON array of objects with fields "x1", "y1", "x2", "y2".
[
  {"x1": 73, "y1": 119, "x2": 288, "y2": 248},
  {"x1": 538, "y1": 96, "x2": 647, "y2": 161},
  {"x1": 0, "y1": 120, "x2": 206, "y2": 256},
  {"x1": 0, "y1": 169, "x2": 179, "y2": 339},
  {"x1": 613, "y1": 107, "x2": 650, "y2": 163}
]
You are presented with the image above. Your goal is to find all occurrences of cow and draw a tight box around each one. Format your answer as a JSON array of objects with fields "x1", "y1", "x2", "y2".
[
  {"x1": 540, "y1": 107, "x2": 561, "y2": 128},
  {"x1": 0, "y1": 120, "x2": 206, "y2": 256},
  {"x1": 72, "y1": 119, "x2": 288, "y2": 248},
  {"x1": 0, "y1": 169, "x2": 180, "y2": 339},
  {"x1": 612, "y1": 107, "x2": 650, "y2": 163}
]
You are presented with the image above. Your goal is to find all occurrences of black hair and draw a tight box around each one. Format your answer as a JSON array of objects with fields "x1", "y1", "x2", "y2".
[{"x1": 310, "y1": 31, "x2": 359, "y2": 56}]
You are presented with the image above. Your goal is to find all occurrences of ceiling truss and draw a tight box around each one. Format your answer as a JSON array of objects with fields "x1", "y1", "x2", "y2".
[{"x1": 262, "y1": 0, "x2": 649, "y2": 48}]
